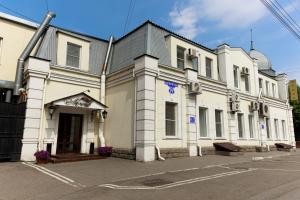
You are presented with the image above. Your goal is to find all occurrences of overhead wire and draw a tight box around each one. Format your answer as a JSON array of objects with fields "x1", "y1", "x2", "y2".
[
  {"x1": 123, "y1": 0, "x2": 135, "y2": 35},
  {"x1": 0, "y1": 1, "x2": 39, "y2": 23}
]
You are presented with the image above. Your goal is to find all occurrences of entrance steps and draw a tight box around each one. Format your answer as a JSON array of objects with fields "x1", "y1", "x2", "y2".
[{"x1": 50, "y1": 153, "x2": 105, "y2": 163}]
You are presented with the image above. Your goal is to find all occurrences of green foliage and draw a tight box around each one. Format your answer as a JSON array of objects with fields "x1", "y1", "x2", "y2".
[{"x1": 290, "y1": 85, "x2": 300, "y2": 140}]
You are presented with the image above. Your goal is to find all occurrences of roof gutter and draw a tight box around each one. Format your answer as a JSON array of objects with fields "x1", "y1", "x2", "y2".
[{"x1": 13, "y1": 12, "x2": 56, "y2": 95}]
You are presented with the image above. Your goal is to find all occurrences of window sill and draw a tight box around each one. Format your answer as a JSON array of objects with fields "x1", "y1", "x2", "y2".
[
  {"x1": 214, "y1": 137, "x2": 227, "y2": 140},
  {"x1": 162, "y1": 137, "x2": 182, "y2": 140},
  {"x1": 198, "y1": 137, "x2": 212, "y2": 140}
]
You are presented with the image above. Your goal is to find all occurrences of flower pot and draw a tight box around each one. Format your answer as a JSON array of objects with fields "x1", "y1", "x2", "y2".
[{"x1": 36, "y1": 158, "x2": 48, "y2": 164}]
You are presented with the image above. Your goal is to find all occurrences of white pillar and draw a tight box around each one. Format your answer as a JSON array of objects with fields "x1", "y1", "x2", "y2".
[
  {"x1": 21, "y1": 58, "x2": 50, "y2": 161},
  {"x1": 134, "y1": 55, "x2": 158, "y2": 162},
  {"x1": 288, "y1": 107, "x2": 296, "y2": 146},
  {"x1": 185, "y1": 69, "x2": 198, "y2": 156}
]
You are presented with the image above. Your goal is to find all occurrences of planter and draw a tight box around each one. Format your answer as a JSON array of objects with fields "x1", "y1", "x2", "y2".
[
  {"x1": 36, "y1": 158, "x2": 48, "y2": 164},
  {"x1": 96, "y1": 147, "x2": 113, "y2": 157}
]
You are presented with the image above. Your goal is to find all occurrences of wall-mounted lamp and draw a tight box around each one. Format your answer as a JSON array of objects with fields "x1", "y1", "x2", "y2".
[
  {"x1": 102, "y1": 110, "x2": 108, "y2": 119},
  {"x1": 48, "y1": 105, "x2": 56, "y2": 119}
]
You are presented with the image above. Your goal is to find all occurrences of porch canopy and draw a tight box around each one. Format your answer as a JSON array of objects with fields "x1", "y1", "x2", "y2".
[{"x1": 46, "y1": 92, "x2": 107, "y2": 110}]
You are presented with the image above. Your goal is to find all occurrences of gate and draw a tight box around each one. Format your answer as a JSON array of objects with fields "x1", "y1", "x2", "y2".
[{"x1": 0, "y1": 102, "x2": 26, "y2": 161}]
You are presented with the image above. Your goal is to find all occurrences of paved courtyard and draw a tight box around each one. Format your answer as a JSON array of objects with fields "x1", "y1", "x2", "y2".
[{"x1": 1, "y1": 151, "x2": 300, "y2": 200}]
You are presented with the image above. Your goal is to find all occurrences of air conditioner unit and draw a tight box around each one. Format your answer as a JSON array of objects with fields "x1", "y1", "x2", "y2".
[
  {"x1": 188, "y1": 48, "x2": 197, "y2": 59},
  {"x1": 230, "y1": 102, "x2": 240, "y2": 112},
  {"x1": 250, "y1": 101, "x2": 259, "y2": 111},
  {"x1": 188, "y1": 82, "x2": 202, "y2": 94},
  {"x1": 241, "y1": 67, "x2": 249, "y2": 76},
  {"x1": 229, "y1": 93, "x2": 240, "y2": 102},
  {"x1": 259, "y1": 102, "x2": 270, "y2": 117}
]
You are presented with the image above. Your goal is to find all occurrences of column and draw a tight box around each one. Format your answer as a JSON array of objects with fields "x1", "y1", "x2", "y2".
[
  {"x1": 288, "y1": 107, "x2": 296, "y2": 147},
  {"x1": 21, "y1": 57, "x2": 50, "y2": 161},
  {"x1": 185, "y1": 69, "x2": 198, "y2": 156},
  {"x1": 134, "y1": 55, "x2": 158, "y2": 162}
]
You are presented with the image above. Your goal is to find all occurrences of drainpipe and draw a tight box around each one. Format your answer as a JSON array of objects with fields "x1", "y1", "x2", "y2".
[
  {"x1": 99, "y1": 36, "x2": 113, "y2": 147},
  {"x1": 13, "y1": 12, "x2": 56, "y2": 96}
]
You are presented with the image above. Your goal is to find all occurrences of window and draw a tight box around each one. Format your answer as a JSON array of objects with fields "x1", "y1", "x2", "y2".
[
  {"x1": 274, "y1": 119, "x2": 279, "y2": 139},
  {"x1": 215, "y1": 110, "x2": 223, "y2": 137},
  {"x1": 245, "y1": 75, "x2": 250, "y2": 92},
  {"x1": 233, "y1": 65, "x2": 239, "y2": 88},
  {"x1": 206, "y1": 57, "x2": 212, "y2": 78},
  {"x1": 282, "y1": 120, "x2": 287, "y2": 139},
  {"x1": 238, "y1": 113, "x2": 244, "y2": 138},
  {"x1": 192, "y1": 57, "x2": 198, "y2": 71},
  {"x1": 272, "y1": 83, "x2": 276, "y2": 98},
  {"x1": 66, "y1": 42, "x2": 81, "y2": 68},
  {"x1": 248, "y1": 115, "x2": 254, "y2": 139},
  {"x1": 265, "y1": 81, "x2": 270, "y2": 96},
  {"x1": 177, "y1": 46, "x2": 185, "y2": 69},
  {"x1": 259, "y1": 78, "x2": 263, "y2": 94},
  {"x1": 266, "y1": 118, "x2": 271, "y2": 139},
  {"x1": 165, "y1": 102, "x2": 177, "y2": 136},
  {"x1": 199, "y1": 107, "x2": 208, "y2": 137}
]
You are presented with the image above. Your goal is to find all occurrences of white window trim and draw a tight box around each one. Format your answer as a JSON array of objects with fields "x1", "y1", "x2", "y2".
[
  {"x1": 238, "y1": 113, "x2": 245, "y2": 139},
  {"x1": 66, "y1": 42, "x2": 82, "y2": 69},
  {"x1": 205, "y1": 57, "x2": 213, "y2": 79},
  {"x1": 274, "y1": 118, "x2": 280, "y2": 140},
  {"x1": 233, "y1": 65, "x2": 239, "y2": 89},
  {"x1": 176, "y1": 45, "x2": 185, "y2": 69},
  {"x1": 248, "y1": 114, "x2": 255, "y2": 139},
  {"x1": 282, "y1": 120, "x2": 287, "y2": 140},
  {"x1": 198, "y1": 107, "x2": 209, "y2": 139},
  {"x1": 215, "y1": 109, "x2": 224, "y2": 138},
  {"x1": 266, "y1": 118, "x2": 272, "y2": 140}
]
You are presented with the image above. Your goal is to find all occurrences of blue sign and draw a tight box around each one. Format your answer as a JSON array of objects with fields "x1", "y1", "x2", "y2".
[
  {"x1": 261, "y1": 124, "x2": 265, "y2": 129},
  {"x1": 190, "y1": 116, "x2": 196, "y2": 124},
  {"x1": 164, "y1": 81, "x2": 178, "y2": 94}
]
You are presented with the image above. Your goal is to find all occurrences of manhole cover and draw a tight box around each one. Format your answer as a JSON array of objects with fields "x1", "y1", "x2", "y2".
[{"x1": 142, "y1": 179, "x2": 173, "y2": 187}]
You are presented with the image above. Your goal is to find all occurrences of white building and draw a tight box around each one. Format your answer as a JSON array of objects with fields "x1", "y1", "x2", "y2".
[{"x1": 0, "y1": 12, "x2": 295, "y2": 162}]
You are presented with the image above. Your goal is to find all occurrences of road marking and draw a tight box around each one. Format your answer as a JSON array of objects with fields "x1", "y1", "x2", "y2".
[
  {"x1": 168, "y1": 167, "x2": 199, "y2": 173},
  {"x1": 99, "y1": 169, "x2": 256, "y2": 190},
  {"x1": 259, "y1": 168, "x2": 300, "y2": 172},
  {"x1": 22, "y1": 162, "x2": 85, "y2": 188},
  {"x1": 263, "y1": 160, "x2": 300, "y2": 164}
]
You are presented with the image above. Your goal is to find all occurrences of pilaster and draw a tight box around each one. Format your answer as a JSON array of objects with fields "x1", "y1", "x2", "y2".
[
  {"x1": 21, "y1": 57, "x2": 50, "y2": 161},
  {"x1": 134, "y1": 54, "x2": 158, "y2": 162},
  {"x1": 185, "y1": 68, "x2": 198, "y2": 156}
]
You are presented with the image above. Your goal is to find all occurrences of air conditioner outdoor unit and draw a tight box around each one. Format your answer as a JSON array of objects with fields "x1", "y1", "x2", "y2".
[
  {"x1": 188, "y1": 82, "x2": 202, "y2": 94},
  {"x1": 230, "y1": 102, "x2": 240, "y2": 112},
  {"x1": 188, "y1": 48, "x2": 197, "y2": 59},
  {"x1": 259, "y1": 102, "x2": 270, "y2": 117},
  {"x1": 241, "y1": 67, "x2": 249, "y2": 76},
  {"x1": 229, "y1": 93, "x2": 240, "y2": 102},
  {"x1": 250, "y1": 101, "x2": 259, "y2": 111}
]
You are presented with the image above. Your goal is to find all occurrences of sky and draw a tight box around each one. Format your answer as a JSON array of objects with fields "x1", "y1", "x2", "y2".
[{"x1": 0, "y1": 0, "x2": 300, "y2": 82}]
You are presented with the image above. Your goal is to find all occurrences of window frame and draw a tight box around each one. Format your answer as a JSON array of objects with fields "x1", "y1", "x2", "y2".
[
  {"x1": 165, "y1": 102, "x2": 177, "y2": 137},
  {"x1": 66, "y1": 42, "x2": 81, "y2": 68},
  {"x1": 266, "y1": 118, "x2": 271, "y2": 139},
  {"x1": 274, "y1": 118, "x2": 279, "y2": 139},
  {"x1": 248, "y1": 114, "x2": 255, "y2": 139},
  {"x1": 199, "y1": 107, "x2": 209, "y2": 138},
  {"x1": 215, "y1": 109, "x2": 223, "y2": 138},
  {"x1": 205, "y1": 57, "x2": 213, "y2": 79},
  {"x1": 282, "y1": 120, "x2": 287, "y2": 139},
  {"x1": 272, "y1": 83, "x2": 276, "y2": 98},
  {"x1": 233, "y1": 65, "x2": 239, "y2": 88},
  {"x1": 176, "y1": 46, "x2": 185, "y2": 69},
  {"x1": 259, "y1": 78, "x2": 263, "y2": 94},
  {"x1": 191, "y1": 57, "x2": 198, "y2": 71},
  {"x1": 245, "y1": 74, "x2": 250, "y2": 92},
  {"x1": 237, "y1": 113, "x2": 245, "y2": 139},
  {"x1": 265, "y1": 81, "x2": 270, "y2": 96}
]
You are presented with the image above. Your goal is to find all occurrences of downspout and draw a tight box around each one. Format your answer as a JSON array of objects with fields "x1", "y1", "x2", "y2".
[
  {"x1": 13, "y1": 12, "x2": 56, "y2": 95},
  {"x1": 99, "y1": 36, "x2": 113, "y2": 147}
]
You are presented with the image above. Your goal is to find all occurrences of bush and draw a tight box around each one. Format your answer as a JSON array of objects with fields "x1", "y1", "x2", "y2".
[{"x1": 97, "y1": 146, "x2": 112, "y2": 156}]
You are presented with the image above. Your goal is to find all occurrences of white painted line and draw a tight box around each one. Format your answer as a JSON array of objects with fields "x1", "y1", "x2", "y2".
[
  {"x1": 22, "y1": 162, "x2": 85, "y2": 188},
  {"x1": 264, "y1": 160, "x2": 300, "y2": 164},
  {"x1": 99, "y1": 169, "x2": 256, "y2": 190},
  {"x1": 168, "y1": 167, "x2": 199, "y2": 173},
  {"x1": 259, "y1": 168, "x2": 300, "y2": 172}
]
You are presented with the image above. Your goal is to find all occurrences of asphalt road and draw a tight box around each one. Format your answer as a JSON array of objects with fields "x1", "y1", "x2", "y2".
[{"x1": 1, "y1": 151, "x2": 300, "y2": 200}]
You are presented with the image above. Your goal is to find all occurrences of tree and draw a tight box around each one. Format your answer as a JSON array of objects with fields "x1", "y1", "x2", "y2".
[{"x1": 290, "y1": 85, "x2": 300, "y2": 140}]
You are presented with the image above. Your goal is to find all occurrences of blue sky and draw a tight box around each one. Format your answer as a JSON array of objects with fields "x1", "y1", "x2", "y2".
[{"x1": 0, "y1": 0, "x2": 300, "y2": 82}]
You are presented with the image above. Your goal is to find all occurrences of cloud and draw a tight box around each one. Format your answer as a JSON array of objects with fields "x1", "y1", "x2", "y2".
[{"x1": 169, "y1": 0, "x2": 267, "y2": 39}]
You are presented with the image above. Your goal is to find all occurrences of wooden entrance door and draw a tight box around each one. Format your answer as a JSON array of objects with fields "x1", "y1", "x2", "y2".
[{"x1": 57, "y1": 113, "x2": 83, "y2": 154}]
